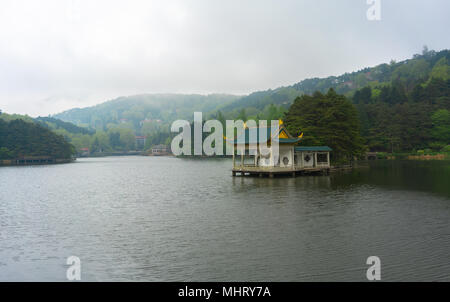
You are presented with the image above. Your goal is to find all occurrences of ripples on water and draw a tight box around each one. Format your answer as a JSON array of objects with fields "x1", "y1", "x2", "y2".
[{"x1": 0, "y1": 157, "x2": 449, "y2": 281}]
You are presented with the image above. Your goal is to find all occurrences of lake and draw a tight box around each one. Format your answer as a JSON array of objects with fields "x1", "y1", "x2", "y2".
[{"x1": 0, "y1": 156, "x2": 449, "y2": 281}]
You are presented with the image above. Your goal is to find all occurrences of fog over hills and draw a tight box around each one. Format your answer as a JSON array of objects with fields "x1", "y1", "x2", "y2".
[
  {"x1": 2, "y1": 1, "x2": 449, "y2": 117},
  {"x1": 54, "y1": 48, "x2": 450, "y2": 131}
]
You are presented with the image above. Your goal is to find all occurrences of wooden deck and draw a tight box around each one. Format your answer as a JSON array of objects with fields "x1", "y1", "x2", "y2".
[{"x1": 232, "y1": 165, "x2": 330, "y2": 177}]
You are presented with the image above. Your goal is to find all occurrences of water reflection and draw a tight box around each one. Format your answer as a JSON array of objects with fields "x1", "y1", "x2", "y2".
[{"x1": 0, "y1": 157, "x2": 449, "y2": 281}]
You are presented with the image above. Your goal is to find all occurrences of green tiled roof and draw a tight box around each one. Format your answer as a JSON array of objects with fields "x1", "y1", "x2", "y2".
[{"x1": 295, "y1": 146, "x2": 332, "y2": 152}]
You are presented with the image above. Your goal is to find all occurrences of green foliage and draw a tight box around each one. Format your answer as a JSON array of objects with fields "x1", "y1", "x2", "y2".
[
  {"x1": 0, "y1": 119, "x2": 75, "y2": 159},
  {"x1": 105, "y1": 128, "x2": 136, "y2": 151},
  {"x1": 237, "y1": 109, "x2": 248, "y2": 121},
  {"x1": 35, "y1": 116, "x2": 94, "y2": 135},
  {"x1": 219, "y1": 49, "x2": 450, "y2": 116},
  {"x1": 54, "y1": 94, "x2": 239, "y2": 134},
  {"x1": 0, "y1": 147, "x2": 14, "y2": 159},
  {"x1": 285, "y1": 89, "x2": 365, "y2": 162},
  {"x1": 46, "y1": 48, "x2": 450, "y2": 155},
  {"x1": 431, "y1": 109, "x2": 450, "y2": 145},
  {"x1": 376, "y1": 152, "x2": 388, "y2": 159},
  {"x1": 353, "y1": 75, "x2": 449, "y2": 152},
  {"x1": 0, "y1": 112, "x2": 34, "y2": 123},
  {"x1": 429, "y1": 57, "x2": 450, "y2": 81},
  {"x1": 90, "y1": 131, "x2": 111, "y2": 152}
]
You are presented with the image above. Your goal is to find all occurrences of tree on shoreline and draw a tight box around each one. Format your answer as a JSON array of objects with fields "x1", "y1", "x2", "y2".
[
  {"x1": 0, "y1": 119, "x2": 75, "y2": 159},
  {"x1": 285, "y1": 89, "x2": 365, "y2": 162}
]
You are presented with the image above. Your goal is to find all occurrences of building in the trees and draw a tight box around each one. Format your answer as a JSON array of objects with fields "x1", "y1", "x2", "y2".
[
  {"x1": 151, "y1": 144, "x2": 170, "y2": 156},
  {"x1": 79, "y1": 147, "x2": 90, "y2": 157}
]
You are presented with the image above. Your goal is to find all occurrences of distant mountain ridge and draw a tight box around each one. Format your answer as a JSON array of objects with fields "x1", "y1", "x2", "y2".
[
  {"x1": 35, "y1": 116, "x2": 94, "y2": 135},
  {"x1": 53, "y1": 49, "x2": 450, "y2": 129},
  {"x1": 53, "y1": 48, "x2": 449, "y2": 135},
  {"x1": 221, "y1": 48, "x2": 449, "y2": 113},
  {"x1": 54, "y1": 93, "x2": 240, "y2": 133},
  {"x1": 2, "y1": 48, "x2": 448, "y2": 155}
]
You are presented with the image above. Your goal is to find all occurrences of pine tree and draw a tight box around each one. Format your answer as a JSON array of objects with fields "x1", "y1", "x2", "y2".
[{"x1": 285, "y1": 89, "x2": 365, "y2": 162}]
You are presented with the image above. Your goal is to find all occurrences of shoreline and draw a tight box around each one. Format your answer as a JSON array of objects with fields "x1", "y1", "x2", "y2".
[{"x1": 0, "y1": 158, "x2": 75, "y2": 167}]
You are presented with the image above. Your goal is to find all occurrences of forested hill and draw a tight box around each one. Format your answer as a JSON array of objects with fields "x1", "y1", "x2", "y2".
[
  {"x1": 50, "y1": 47, "x2": 449, "y2": 153},
  {"x1": 0, "y1": 118, "x2": 75, "y2": 159},
  {"x1": 2, "y1": 48, "x2": 447, "y2": 157},
  {"x1": 54, "y1": 94, "x2": 240, "y2": 132},
  {"x1": 220, "y1": 48, "x2": 450, "y2": 115},
  {"x1": 0, "y1": 112, "x2": 97, "y2": 157},
  {"x1": 54, "y1": 48, "x2": 449, "y2": 127},
  {"x1": 35, "y1": 116, "x2": 94, "y2": 135}
]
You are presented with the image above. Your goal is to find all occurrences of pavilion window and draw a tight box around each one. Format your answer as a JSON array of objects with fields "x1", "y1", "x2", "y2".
[{"x1": 317, "y1": 153, "x2": 328, "y2": 165}]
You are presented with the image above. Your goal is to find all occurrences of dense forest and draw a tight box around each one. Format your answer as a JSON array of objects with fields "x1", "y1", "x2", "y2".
[
  {"x1": 0, "y1": 112, "x2": 147, "y2": 154},
  {"x1": 223, "y1": 47, "x2": 449, "y2": 115},
  {"x1": 0, "y1": 118, "x2": 75, "y2": 159},
  {"x1": 36, "y1": 116, "x2": 94, "y2": 135},
  {"x1": 285, "y1": 89, "x2": 365, "y2": 162},
  {"x1": 1, "y1": 47, "x2": 448, "y2": 157},
  {"x1": 353, "y1": 77, "x2": 449, "y2": 153},
  {"x1": 50, "y1": 48, "x2": 449, "y2": 155}
]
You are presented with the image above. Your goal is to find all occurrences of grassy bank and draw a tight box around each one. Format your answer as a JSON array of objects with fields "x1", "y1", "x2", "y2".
[{"x1": 374, "y1": 151, "x2": 450, "y2": 161}]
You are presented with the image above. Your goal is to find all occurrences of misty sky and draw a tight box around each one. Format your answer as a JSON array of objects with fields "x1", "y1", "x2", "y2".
[{"x1": 0, "y1": 0, "x2": 449, "y2": 117}]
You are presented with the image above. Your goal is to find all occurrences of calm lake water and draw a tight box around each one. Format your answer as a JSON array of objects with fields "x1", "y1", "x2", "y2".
[{"x1": 0, "y1": 156, "x2": 449, "y2": 281}]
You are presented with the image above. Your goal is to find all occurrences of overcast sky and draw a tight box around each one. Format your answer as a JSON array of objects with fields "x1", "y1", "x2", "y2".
[{"x1": 0, "y1": 0, "x2": 449, "y2": 117}]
